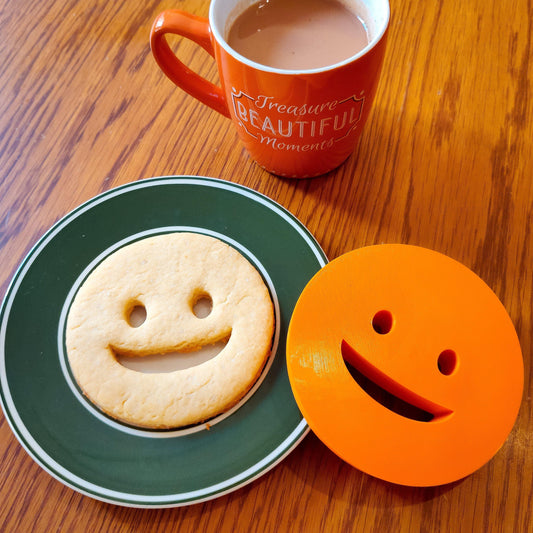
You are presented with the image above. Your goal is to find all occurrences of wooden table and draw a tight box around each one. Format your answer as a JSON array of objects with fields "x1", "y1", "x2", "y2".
[{"x1": 1, "y1": 0, "x2": 531, "y2": 531}]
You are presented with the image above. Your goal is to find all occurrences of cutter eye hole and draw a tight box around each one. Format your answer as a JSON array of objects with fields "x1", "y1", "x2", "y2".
[
  {"x1": 438, "y1": 349, "x2": 457, "y2": 375},
  {"x1": 372, "y1": 310, "x2": 393, "y2": 334}
]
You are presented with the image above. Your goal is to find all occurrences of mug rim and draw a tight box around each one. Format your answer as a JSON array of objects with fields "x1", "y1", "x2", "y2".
[{"x1": 209, "y1": 0, "x2": 390, "y2": 75}]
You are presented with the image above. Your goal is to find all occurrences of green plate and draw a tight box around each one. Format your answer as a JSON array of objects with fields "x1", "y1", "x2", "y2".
[{"x1": 0, "y1": 176, "x2": 326, "y2": 507}]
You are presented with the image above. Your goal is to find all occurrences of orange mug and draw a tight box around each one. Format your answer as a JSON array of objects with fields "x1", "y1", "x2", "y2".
[{"x1": 150, "y1": 0, "x2": 390, "y2": 178}]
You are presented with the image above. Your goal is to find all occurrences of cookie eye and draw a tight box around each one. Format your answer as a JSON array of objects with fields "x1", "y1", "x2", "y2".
[
  {"x1": 372, "y1": 310, "x2": 393, "y2": 334},
  {"x1": 192, "y1": 292, "x2": 213, "y2": 319},
  {"x1": 127, "y1": 303, "x2": 147, "y2": 327}
]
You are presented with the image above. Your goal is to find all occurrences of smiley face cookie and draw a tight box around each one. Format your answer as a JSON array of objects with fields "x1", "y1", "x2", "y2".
[{"x1": 65, "y1": 232, "x2": 275, "y2": 429}]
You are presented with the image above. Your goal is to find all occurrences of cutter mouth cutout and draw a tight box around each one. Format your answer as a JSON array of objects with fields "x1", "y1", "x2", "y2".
[{"x1": 341, "y1": 340, "x2": 453, "y2": 422}]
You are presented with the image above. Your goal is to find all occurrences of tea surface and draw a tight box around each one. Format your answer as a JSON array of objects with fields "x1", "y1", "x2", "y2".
[{"x1": 227, "y1": 0, "x2": 370, "y2": 70}]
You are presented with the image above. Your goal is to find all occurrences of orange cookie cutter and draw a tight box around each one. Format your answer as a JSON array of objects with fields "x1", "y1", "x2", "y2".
[{"x1": 286, "y1": 245, "x2": 523, "y2": 486}]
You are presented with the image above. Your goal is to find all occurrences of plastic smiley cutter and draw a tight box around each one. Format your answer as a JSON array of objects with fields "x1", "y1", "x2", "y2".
[{"x1": 286, "y1": 244, "x2": 524, "y2": 487}]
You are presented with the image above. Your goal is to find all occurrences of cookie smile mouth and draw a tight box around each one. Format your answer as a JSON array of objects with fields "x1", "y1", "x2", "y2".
[
  {"x1": 114, "y1": 338, "x2": 229, "y2": 374},
  {"x1": 341, "y1": 340, "x2": 453, "y2": 422}
]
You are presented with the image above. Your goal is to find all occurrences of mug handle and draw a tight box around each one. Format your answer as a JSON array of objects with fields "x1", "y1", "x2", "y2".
[{"x1": 150, "y1": 10, "x2": 230, "y2": 118}]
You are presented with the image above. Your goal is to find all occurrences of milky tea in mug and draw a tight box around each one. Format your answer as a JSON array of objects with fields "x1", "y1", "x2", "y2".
[
  {"x1": 227, "y1": 0, "x2": 370, "y2": 71},
  {"x1": 150, "y1": 0, "x2": 389, "y2": 177}
]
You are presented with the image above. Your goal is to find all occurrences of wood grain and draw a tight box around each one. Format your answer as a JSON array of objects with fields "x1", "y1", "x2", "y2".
[{"x1": 1, "y1": 0, "x2": 532, "y2": 531}]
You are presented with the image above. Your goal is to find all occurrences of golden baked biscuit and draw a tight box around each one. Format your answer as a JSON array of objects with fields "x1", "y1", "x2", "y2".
[{"x1": 66, "y1": 232, "x2": 274, "y2": 429}]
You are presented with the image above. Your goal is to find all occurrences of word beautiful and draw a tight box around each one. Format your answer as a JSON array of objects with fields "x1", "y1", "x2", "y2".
[{"x1": 231, "y1": 90, "x2": 365, "y2": 152}]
